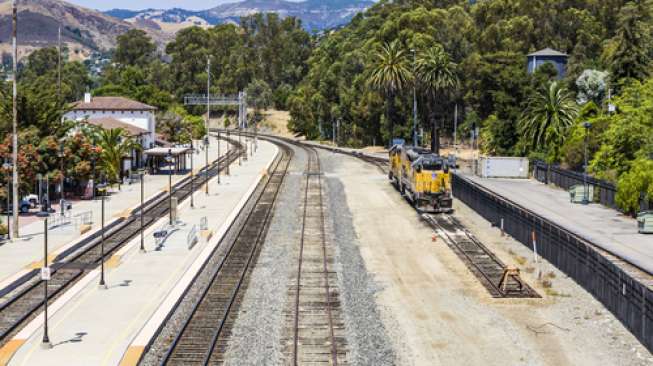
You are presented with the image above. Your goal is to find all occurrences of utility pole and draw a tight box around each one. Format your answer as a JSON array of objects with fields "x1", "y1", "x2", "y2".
[
  {"x1": 58, "y1": 24, "x2": 61, "y2": 103},
  {"x1": 453, "y1": 104, "x2": 458, "y2": 146},
  {"x1": 11, "y1": 0, "x2": 19, "y2": 238},
  {"x1": 205, "y1": 57, "x2": 210, "y2": 195},
  {"x1": 411, "y1": 49, "x2": 418, "y2": 146}
]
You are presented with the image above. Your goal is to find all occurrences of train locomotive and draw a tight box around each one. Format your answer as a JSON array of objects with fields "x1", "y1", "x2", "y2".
[{"x1": 388, "y1": 144, "x2": 453, "y2": 213}]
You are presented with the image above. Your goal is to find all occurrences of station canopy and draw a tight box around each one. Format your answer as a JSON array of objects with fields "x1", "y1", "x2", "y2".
[{"x1": 144, "y1": 147, "x2": 191, "y2": 156}]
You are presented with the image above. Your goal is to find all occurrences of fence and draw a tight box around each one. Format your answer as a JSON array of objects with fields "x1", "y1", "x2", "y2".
[
  {"x1": 452, "y1": 173, "x2": 653, "y2": 352},
  {"x1": 533, "y1": 161, "x2": 652, "y2": 212}
]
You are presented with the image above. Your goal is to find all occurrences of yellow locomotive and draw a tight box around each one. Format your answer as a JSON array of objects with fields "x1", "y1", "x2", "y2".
[{"x1": 388, "y1": 145, "x2": 453, "y2": 213}]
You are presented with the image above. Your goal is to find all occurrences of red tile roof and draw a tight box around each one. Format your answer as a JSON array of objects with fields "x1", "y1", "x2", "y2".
[
  {"x1": 86, "y1": 117, "x2": 149, "y2": 136},
  {"x1": 72, "y1": 96, "x2": 157, "y2": 111}
]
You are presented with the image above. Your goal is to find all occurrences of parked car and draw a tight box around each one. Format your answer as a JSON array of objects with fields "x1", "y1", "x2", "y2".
[
  {"x1": 2, "y1": 199, "x2": 32, "y2": 214},
  {"x1": 24, "y1": 194, "x2": 39, "y2": 208}
]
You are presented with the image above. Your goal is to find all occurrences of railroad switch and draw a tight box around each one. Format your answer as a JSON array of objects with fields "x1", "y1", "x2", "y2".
[{"x1": 498, "y1": 266, "x2": 523, "y2": 293}]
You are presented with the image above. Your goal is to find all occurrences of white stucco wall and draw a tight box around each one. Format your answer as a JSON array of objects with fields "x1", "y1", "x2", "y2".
[{"x1": 64, "y1": 109, "x2": 156, "y2": 149}]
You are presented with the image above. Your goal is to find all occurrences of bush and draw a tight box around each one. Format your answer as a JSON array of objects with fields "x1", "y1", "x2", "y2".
[{"x1": 616, "y1": 158, "x2": 653, "y2": 213}]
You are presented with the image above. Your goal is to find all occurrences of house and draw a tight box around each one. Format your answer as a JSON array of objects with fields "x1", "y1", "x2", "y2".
[
  {"x1": 527, "y1": 48, "x2": 568, "y2": 78},
  {"x1": 64, "y1": 93, "x2": 158, "y2": 172}
]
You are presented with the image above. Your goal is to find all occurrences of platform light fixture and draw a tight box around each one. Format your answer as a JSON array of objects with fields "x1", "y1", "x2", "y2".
[
  {"x1": 36, "y1": 210, "x2": 52, "y2": 348},
  {"x1": 97, "y1": 182, "x2": 108, "y2": 288},
  {"x1": 582, "y1": 121, "x2": 592, "y2": 205}
]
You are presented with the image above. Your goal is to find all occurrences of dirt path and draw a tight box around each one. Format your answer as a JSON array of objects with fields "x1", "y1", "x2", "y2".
[{"x1": 330, "y1": 154, "x2": 651, "y2": 366}]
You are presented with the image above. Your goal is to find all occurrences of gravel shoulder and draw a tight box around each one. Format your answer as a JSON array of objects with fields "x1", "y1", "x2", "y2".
[{"x1": 329, "y1": 153, "x2": 653, "y2": 366}]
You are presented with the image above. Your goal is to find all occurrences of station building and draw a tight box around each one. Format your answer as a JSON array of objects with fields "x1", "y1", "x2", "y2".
[{"x1": 64, "y1": 93, "x2": 158, "y2": 172}]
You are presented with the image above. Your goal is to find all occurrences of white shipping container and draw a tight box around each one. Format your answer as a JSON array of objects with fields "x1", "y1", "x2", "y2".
[{"x1": 478, "y1": 157, "x2": 529, "y2": 178}]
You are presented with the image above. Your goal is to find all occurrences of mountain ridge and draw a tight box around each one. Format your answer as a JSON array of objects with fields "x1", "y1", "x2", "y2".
[{"x1": 106, "y1": 0, "x2": 374, "y2": 31}]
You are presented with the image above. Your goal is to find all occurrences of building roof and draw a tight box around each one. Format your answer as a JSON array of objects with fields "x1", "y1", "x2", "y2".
[
  {"x1": 144, "y1": 147, "x2": 191, "y2": 156},
  {"x1": 72, "y1": 96, "x2": 157, "y2": 111},
  {"x1": 86, "y1": 117, "x2": 149, "y2": 136},
  {"x1": 527, "y1": 48, "x2": 568, "y2": 57}
]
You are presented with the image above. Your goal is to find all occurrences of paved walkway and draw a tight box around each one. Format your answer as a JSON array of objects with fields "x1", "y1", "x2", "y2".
[
  {"x1": 0, "y1": 136, "x2": 228, "y2": 287},
  {"x1": 461, "y1": 174, "x2": 653, "y2": 274},
  {"x1": 5, "y1": 141, "x2": 277, "y2": 366}
]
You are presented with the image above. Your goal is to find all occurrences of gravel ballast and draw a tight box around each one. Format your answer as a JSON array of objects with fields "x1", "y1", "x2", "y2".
[{"x1": 219, "y1": 143, "x2": 307, "y2": 365}]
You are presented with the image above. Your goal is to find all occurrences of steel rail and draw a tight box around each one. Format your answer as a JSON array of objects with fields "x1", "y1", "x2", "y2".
[
  {"x1": 159, "y1": 139, "x2": 292, "y2": 365},
  {"x1": 290, "y1": 143, "x2": 339, "y2": 366},
  {"x1": 0, "y1": 141, "x2": 243, "y2": 346}
]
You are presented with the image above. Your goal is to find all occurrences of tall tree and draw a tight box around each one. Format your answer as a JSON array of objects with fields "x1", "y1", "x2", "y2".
[
  {"x1": 368, "y1": 40, "x2": 412, "y2": 147},
  {"x1": 520, "y1": 81, "x2": 578, "y2": 160},
  {"x1": 93, "y1": 128, "x2": 140, "y2": 183},
  {"x1": 114, "y1": 29, "x2": 157, "y2": 68},
  {"x1": 415, "y1": 45, "x2": 458, "y2": 154},
  {"x1": 604, "y1": 0, "x2": 652, "y2": 83}
]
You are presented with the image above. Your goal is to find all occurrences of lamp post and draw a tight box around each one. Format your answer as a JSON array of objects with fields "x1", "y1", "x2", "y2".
[
  {"x1": 36, "y1": 211, "x2": 51, "y2": 348},
  {"x1": 138, "y1": 169, "x2": 145, "y2": 252},
  {"x1": 238, "y1": 126, "x2": 242, "y2": 166},
  {"x1": 189, "y1": 139, "x2": 195, "y2": 208},
  {"x1": 58, "y1": 142, "x2": 65, "y2": 215},
  {"x1": 97, "y1": 182, "x2": 107, "y2": 288},
  {"x1": 582, "y1": 121, "x2": 592, "y2": 205},
  {"x1": 411, "y1": 48, "x2": 418, "y2": 146},
  {"x1": 165, "y1": 149, "x2": 174, "y2": 225},
  {"x1": 217, "y1": 129, "x2": 221, "y2": 184},
  {"x1": 203, "y1": 137, "x2": 209, "y2": 195},
  {"x1": 226, "y1": 129, "x2": 231, "y2": 176},
  {"x1": 3, "y1": 160, "x2": 11, "y2": 241},
  {"x1": 91, "y1": 146, "x2": 97, "y2": 200}
]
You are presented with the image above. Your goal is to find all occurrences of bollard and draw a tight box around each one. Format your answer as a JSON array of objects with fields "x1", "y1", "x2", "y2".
[
  {"x1": 500, "y1": 218, "x2": 504, "y2": 236},
  {"x1": 532, "y1": 230, "x2": 541, "y2": 279}
]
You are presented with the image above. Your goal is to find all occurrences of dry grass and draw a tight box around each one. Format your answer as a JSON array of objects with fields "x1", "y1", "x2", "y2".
[{"x1": 259, "y1": 109, "x2": 295, "y2": 138}]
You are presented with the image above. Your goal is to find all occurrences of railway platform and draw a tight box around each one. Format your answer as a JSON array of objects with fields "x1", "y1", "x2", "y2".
[
  {"x1": 0, "y1": 140, "x2": 277, "y2": 366},
  {"x1": 0, "y1": 136, "x2": 226, "y2": 289},
  {"x1": 460, "y1": 173, "x2": 653, "y2": 275}
]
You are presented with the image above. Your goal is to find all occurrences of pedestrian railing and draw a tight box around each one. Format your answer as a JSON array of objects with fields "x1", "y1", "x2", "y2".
[
  {"x1": 532, "y1": 161, "x2": 652, "y2": 212},
  {"x1": 48, "y1": 211, "x2": 72, "y2": 229},
  {"x1": 73, "y1": 210, "x2": 93, "y2": 228}
]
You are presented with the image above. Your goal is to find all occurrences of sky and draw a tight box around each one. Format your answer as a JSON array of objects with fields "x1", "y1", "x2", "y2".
[{"x1": 67, "y1": 0, "x2": 300, "y2": 11}]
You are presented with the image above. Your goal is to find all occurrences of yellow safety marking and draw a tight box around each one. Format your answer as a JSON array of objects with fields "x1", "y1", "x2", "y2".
[
  {"x1": 106, "y1": 254, "x2": 122, "y2": 269},
  {"x1": 118, "y1": 346, "x2": 144, "y2": 366},
  {"x1": 26, "y1": 255, "x2": 57, "y2": 270},
  {"x1": 79, "y1": 224, "x2": 92, "y2": 235},
  {"x1": 200, "y1": 230, "x2": 213, "y2": 242},
  {"x1": 113, "y1": 209, "x2": 131, "y2": 219},
  {"x1": 0, "y1": 339, "x2": 25, "y2": 366}
]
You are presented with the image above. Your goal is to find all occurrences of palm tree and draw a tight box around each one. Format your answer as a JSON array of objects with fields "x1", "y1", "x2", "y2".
[
  {"x1": 520, "y1": 81, "x2": 578, "y2": 159},
  {"x1": 95, "y1": 128, "x2": 141, "y2": 184},
  {"x1": 415, "y1": 45, "x2": 458, "y2": 154},
  {"x1": 368, "y1": 40, "x2": 412, "y2": 147}
]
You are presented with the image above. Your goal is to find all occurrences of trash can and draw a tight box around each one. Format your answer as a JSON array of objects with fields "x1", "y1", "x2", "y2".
[
  {"x1": 569, "y1": 184, "x2": 594, "y2": 203},
  {"x1": 637, "y1": 211, "x2": 653, "y2": 234}
]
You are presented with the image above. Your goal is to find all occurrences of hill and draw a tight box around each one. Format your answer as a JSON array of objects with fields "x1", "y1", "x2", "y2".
[
  {"x1": 106, "y1": 0, "x2": 374, "y2": 32},
  {"x1": 0, "y1": 0, "x2": 168, "y2": 59}
]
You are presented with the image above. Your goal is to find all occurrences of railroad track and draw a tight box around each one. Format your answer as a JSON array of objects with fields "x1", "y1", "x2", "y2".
[
  {"x1": 0, "y1": 140, "x2": 243, "y2": 347},
  {"x1": 423, "y1": 214, "x2": 539, "y2": 298},
  {"x1": 158, "y1": 140, "x2": 292, "y2": 366},
  {"x1": 283, "y1": 143, "x2": 346, "y2": 365},
  {"x1": 250, "y1": 132, "x2": 538, "y2": 300}
]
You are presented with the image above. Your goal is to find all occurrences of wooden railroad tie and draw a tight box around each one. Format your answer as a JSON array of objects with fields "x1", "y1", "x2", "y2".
[{"x1": 498, "y1": 266, "x2": 523, "y2": 293}]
